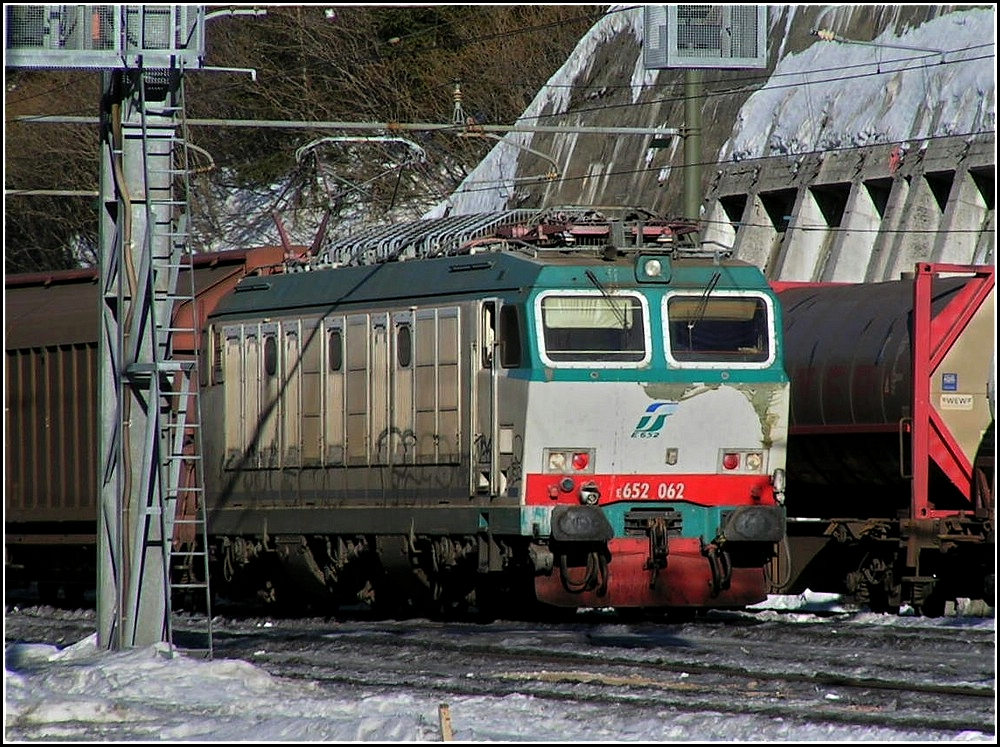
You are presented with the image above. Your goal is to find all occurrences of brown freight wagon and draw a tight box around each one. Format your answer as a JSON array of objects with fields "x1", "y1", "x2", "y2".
[{"x1": 4, "y1": 247, "x2": 286, "y2": 604}]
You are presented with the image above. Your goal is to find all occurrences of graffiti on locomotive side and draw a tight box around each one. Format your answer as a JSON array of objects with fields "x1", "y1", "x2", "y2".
[
  {"x1": 474, "y1": 432, "x2": 492, "y2": 465},
  {"x1": 506, "y1": 434, "x2": 524, "y2": 485},
  {"x1": 631, "y1": 401, "x2": 679, "y2": 439}
]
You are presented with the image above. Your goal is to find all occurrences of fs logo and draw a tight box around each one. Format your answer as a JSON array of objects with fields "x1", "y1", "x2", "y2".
[{"x1": 631, "y1": 401, "x2": 679, "y2": 439}]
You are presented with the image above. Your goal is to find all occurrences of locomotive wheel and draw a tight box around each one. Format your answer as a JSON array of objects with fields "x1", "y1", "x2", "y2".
[
  {"x1": 471, "y1": 575, "x2": 503, "y2": 623},
  {"x1": 367, "y1": 571, "x2": 433, "y2": 621},
  {"x1": 368, "y1": 591, "x2": 426, "y2": 621}
]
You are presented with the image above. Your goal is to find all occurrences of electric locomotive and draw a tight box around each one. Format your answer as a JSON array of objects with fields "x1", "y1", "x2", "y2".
[{"x1": 187, "y1": 208, "x2": 790, "y2": 615}]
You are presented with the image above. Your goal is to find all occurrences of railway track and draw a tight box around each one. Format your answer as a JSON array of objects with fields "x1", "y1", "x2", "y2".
[
  {"x1": 6, "y1": 601, "x2": 993, "y2": 737},
  {"x1": 188, "y1": 609, "x2": 995, "y2": 737}
]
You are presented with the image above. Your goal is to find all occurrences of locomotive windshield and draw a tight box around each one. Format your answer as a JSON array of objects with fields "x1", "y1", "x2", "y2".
[
  {"x1": 665, "y1": 292, "x2": 772, "y2": 365},
  {"x1": 538, "y1": 292, "x2": 648, "y2": 364}
]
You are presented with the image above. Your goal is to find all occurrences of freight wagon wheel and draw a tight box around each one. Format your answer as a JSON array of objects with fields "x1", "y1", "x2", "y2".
[
  {"x1": 908, "y1": 575, "x2": 947, "y2": 618},
  {"x1": 972, "y1": 421, "x2": 994, "y2": 512},
  {"x1": 853, "y1": 553, "x2": 901, "y2": 614}
]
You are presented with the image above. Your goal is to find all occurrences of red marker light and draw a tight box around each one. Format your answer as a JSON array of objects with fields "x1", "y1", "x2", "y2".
[
  {"x1": 572, "y1": 452, "x2": 590, "y2": 471},
  {"x1": 722, "y1": 452, "x2": 740, "y2": 470}
]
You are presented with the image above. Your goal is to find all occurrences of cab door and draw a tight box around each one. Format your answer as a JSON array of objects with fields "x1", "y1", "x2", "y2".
[{"x1": 473, "y1": 300, "x2": 500, "y2": 496}]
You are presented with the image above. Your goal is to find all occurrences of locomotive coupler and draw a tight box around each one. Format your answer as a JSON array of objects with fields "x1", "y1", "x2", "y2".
[
  {"x1": 557, "y1": 546, "x2": 609, "y2": 596},
  {"x1": 704, "y1": 540, "x2": 732, "y2": 596},
  {"x1": 644, "y1": 516, "x2": 670, "y2": 589}
]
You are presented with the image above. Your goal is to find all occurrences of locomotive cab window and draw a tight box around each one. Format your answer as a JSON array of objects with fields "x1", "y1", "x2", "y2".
[
  {"x1": 536, "y1": 291, "x2": 649, "y2": 367},
  {"x1": 664, "y1": 292, "x2": 774, "y2": 367},
  {"x1": 498, "y1": 304, "x2": 522, "y2": 368}
]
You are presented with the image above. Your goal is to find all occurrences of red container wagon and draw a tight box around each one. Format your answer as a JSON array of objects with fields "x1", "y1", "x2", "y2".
[{"x1": 772, "y1": 263, "x2": 995, "y2": 614}]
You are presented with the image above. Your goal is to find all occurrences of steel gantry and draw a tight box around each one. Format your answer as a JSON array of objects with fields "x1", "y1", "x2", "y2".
[{"x1": 6, "y1": 4, "x2": 216, "y2": 656}]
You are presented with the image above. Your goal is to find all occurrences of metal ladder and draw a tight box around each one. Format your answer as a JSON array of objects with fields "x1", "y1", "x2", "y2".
[{"x1": 138, "y1": 69, "x2": 213, "y2": 659}]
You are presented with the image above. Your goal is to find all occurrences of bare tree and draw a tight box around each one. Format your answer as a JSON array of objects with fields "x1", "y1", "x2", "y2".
[
  {"x1": 4, "y1": 70, "x2": 103, "y2": 272},
  {"x1": 4, "y1": 6, "x2": 601, "y2": 270}
]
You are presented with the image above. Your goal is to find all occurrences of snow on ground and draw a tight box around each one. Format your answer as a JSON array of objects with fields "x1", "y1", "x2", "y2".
[{"x1": 5, "y1": 593, "x2": 994, "y2": 743}]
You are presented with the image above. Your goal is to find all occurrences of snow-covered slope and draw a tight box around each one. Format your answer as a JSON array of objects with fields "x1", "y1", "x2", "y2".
[{"x1": 426, "y1": 5, "x2": 994, "y2": 280}]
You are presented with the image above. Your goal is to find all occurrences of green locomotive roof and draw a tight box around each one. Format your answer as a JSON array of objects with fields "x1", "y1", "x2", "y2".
[
  {"x1": 210, "y1": 252, "x2": 541, "y2": 321},
  {"x1": 209, "y1": 249, "x2": 771, "y2": 322}
]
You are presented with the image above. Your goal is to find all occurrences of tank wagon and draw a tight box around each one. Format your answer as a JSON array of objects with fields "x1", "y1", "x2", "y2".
[
  {"x1": 4, "y1": 247, "x2": 287, "y2": 603},
  {"x1": 200, "y1": 207, "x2": 790, "y2": 616},
  {"x1": 772, "y1": 263, "x2": 995, "y2": 614}
]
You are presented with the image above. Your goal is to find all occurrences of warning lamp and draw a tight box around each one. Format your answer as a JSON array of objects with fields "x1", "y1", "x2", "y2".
[
  {"x1": 548, "y1": 452, "x2": 567, "y2": 472},
  {"x1": 719, "y1": 449, "x2": 766, "y2": 472},
  {"x1": 544, "y1": 448, "x2": 595, "y2": 474}
]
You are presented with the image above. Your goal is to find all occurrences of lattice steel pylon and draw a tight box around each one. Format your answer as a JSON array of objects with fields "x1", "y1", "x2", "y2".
[{"x1": 6, "y1": 5, "x2": 214, "y2": 656}]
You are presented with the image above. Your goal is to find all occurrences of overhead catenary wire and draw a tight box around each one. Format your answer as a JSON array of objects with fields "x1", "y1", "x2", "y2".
[
  {"x1": 8, "y1": 46, "x2": 992, "y2": 129},
  {"x1": 9, "y1": 115, "x2": 993, "y2": 232},
  {"x1": 5, "y1": 6, "x2": 993, "y2": 263},
  {"x1": 7, "y1": 29, "x2": 991, "y2": 205}
]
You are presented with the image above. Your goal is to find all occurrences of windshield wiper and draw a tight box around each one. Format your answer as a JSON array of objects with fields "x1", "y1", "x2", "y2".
[
  {"x1": 585, "y1": 269, "x2": 629, "y2": 328},
  {"x1": 688, "y1": 271, "x2": 721, "y2": 334}
]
